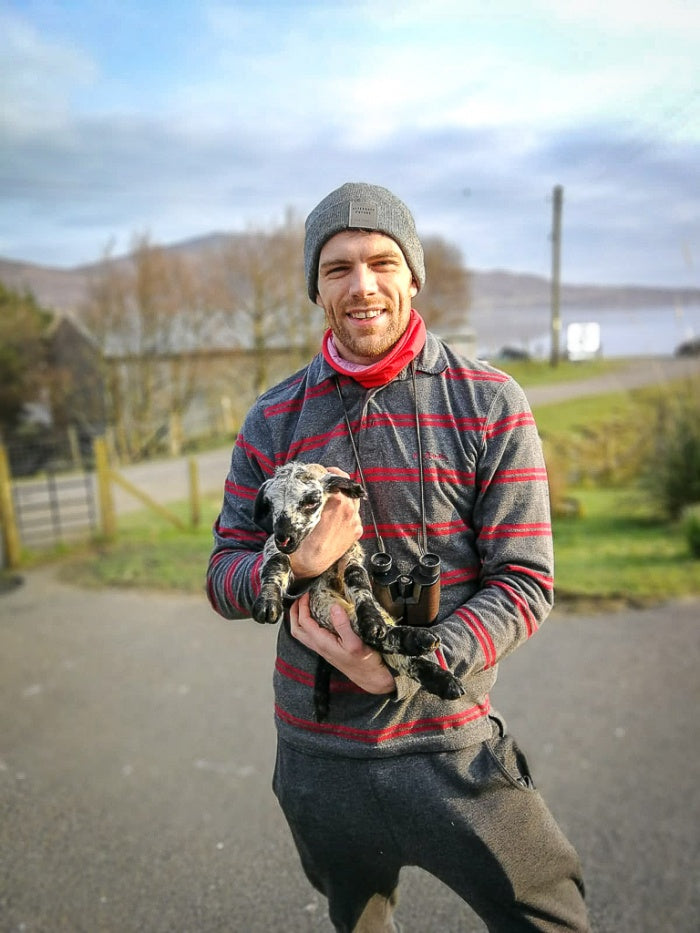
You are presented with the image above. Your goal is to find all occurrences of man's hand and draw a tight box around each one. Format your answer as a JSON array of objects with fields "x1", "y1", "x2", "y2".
[
  {"x1": 288, "y1": 467, "x2": 363, "y2": 580},
  {"x1": 289, "y1": 594, "x2": 396, "y2": 695}
]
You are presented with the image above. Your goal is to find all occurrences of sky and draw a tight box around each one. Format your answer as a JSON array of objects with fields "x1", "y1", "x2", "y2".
[{"x1": 1, "y1": 0, "x2": 699, "y2": 287}]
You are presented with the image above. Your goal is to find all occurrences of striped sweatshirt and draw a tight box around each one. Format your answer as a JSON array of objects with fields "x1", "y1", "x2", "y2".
[{"x1": 206, "y1": 331, "x2": 554, "y2": 759}]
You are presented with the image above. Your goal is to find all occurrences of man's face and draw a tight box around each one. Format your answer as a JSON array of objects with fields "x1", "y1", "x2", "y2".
[{"x1": 315, "y1": 230, "x2": 418, "y2": 365}]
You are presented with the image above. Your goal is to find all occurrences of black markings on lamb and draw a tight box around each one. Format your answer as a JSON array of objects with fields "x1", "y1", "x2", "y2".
[{"x1": 251, "y1": 461, "x2": 465, "y2": 722}]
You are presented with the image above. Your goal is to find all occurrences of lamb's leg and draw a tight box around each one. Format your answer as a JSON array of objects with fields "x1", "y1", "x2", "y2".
[
  {"x1": 342, "y1": 561, "x2": 391, "y2": 646},
  {"x1": 314, "y1": 656, "x2": 332, "y2": 722},
  {"x1": 381, "y1": 624, "x2": 441, "y2": 656},
  {"x1": 252, "y1": 551, "x2": 292, "y2": 625},
  {"x1": 391, "y1": 655, "x2": 465, "y2": 700}
]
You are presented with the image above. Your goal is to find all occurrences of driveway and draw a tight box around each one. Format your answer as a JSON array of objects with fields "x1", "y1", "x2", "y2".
[{"x1": 1, "y1": 570, "x2": 698, "y2": 932}]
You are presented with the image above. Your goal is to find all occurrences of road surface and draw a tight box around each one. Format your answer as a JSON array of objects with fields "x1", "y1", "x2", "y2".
[{"x1": 1, "y1": 570, "x2": 698, "y2": 931}]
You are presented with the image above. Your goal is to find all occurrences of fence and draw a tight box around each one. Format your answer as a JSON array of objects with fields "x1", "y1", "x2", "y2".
[
  {"x1": 0, "y1": 438, "x2": 202, "y2": 570},
  {"x1": 12, "y1": 469, "x2": 98, "y2": 549}
]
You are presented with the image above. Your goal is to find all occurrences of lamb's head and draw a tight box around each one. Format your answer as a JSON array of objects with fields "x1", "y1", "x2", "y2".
[{"x1": 253, "y1": 461, "x2": 365, "y2": 554}]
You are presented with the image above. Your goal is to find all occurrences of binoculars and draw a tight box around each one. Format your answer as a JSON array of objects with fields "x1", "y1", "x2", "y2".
[{"x1": 369, "y1": 551, "x2": 442, "y2": 626}]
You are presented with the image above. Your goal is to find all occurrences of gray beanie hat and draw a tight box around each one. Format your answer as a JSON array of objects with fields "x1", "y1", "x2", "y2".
[{"x1": 304, "y1": 182, "x2": 425, "y2": 301}]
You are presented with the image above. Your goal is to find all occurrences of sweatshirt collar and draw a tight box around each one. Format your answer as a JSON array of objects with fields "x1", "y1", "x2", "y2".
[{"x1": 309, "y1": 329, "x2": 448, "y2": 389}]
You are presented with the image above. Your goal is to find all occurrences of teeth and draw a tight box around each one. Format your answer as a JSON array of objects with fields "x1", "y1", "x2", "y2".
[{"x1": 350, "y1": 310, "x2": 382, "y2": 320}]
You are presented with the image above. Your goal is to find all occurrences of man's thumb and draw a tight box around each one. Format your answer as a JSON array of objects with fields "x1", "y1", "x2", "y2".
[{"x1": 330, "y1": 602, "x2": 352, "y2": 634}]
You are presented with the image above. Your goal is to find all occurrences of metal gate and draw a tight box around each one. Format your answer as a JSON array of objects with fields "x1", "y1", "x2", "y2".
[{"x1": 12, "y1": 468, "x2": 98, "y2": 549}]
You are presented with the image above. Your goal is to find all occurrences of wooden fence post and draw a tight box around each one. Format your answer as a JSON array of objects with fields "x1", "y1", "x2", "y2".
[
  {"x1": 93, "y1": 436, "x2": 117, "y2": 540},
  {"x1": 189, "y1": 457, "x2": 200, "y2": 529},
  {"x1": 0, "y1": 444, "x2": 22, "y2": 569}
]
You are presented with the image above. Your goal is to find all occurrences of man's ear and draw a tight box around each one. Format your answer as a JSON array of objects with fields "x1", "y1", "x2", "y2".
[
  {"x1": 315, "y1": 293, "x2": 326, "y2": 310},
  {"x1": 409, "y1": 280, "x2": 418, "y2": 298}
]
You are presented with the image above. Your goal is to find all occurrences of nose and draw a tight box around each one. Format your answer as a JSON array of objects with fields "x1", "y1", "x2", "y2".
[
  {"x1": 274, "y1": 513, "x2": 297, "y2": 551},
  {"x1": 348, "y1": 262, "x2": 377, "y2": 297}
]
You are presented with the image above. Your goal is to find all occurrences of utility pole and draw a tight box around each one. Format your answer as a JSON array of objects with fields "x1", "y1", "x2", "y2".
[{"x1": 550, "y1": 184, "x2": 563, "y2": 367}]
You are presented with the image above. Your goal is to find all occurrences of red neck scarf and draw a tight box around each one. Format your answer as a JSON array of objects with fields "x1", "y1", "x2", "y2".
[{"x1": 321, "y1": 309, "x2": 427, "y2": 388}]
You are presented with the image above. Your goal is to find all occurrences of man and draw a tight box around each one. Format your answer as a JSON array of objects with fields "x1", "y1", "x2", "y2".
[{"x1": 207, "y1": 182, "x2": 590, "y2": 932}]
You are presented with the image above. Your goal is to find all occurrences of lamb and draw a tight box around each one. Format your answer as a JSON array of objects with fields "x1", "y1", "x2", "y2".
[{"x1": 251, "y1": 461, "x2": 464, "y2": 721}]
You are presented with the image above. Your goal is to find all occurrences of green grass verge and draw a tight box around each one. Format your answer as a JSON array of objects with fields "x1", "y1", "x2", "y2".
[
  {"x1": 53, "y1": 486, "x2": 698, "y2": 607},
  {"x1": 553, "y1": 487, "x2": 700, "y2": 605},
  {"x1": 55, "y1": 498, "x2": 221, "y2": 595}
]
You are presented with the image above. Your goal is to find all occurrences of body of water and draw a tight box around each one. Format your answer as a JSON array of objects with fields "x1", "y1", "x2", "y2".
[{"x1": 473, "y1": 303, "x2": 700, "y2": 359}]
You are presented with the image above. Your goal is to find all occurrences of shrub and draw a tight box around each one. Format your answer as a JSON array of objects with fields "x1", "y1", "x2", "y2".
[
  {"x1": 642, "y1": 377, "x2": 700, "y2": 519},
  {"x1": 682, "y1": 505, "x2": 700, "y2": 559}
]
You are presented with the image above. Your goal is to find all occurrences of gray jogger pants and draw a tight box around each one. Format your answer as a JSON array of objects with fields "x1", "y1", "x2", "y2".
[{"x1": 272, "y1": 722, "x2": 590, "y2": 933}]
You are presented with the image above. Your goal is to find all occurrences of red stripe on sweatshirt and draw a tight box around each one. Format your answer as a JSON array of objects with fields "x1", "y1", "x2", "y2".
[
  {"x1": 362, "y1": 412, "x2": 486, "y2": 432},
  {"x1": 485, "y1": 413, "x2": 536, "y2": 438},
  {"x1": 264, "y1": 379, "x2": 336, "y2": 418},
  {"x1": 372, "y1": 519, "x2": 466, "y2": 539},
  {"x1": 487, "y1": 580, "x2": 539, "y2": 638},
  {"x1": 480, "y1": 522, "x2": 551, "y2": 540},
  {"x1": 441, "y1": 567, "x2": 480, "y2": 586},
  {"x1": 235, "y1": 436, "x2": 276, "y2": 475},
  {"x1": 222, "y1": 553, "x2": 253, "y2": 612},
  {"x1": 285, "y1": 423, "x2": 352, "y2": 459},
  {"x1": 444, "y1": 367, "x2": 509, "y2": 384},
  {"x1": 274, "y1": 698, "x2": 491, "y2": 744},
  {"x1": 275, "y1": 658, "x2": 365, "y2": 694},
  {"x1": 362, "y1": 466, "x2": 476, "y2": 485},
  {"x1": 456, "y1": 606, "x2": 497, "y2": 668},
  {"x1": 215, "y1": 523, "x2": 267, "y2": 545},
  {"x1": 482, "y1": 468, "x2": 549, "y2": 489},
  {"x1": 224, "y1": 479, "x2": 258, "y2": 500},
  {"x1": 505, "y1": 564, "x2": 554, "y2": 590}
]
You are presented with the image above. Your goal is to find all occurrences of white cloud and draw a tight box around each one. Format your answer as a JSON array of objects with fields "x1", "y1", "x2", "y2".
[
  {"x1": 0, "y1": 8, "x2": 97, "y2": 134},
  {"x1": 0, "y1": 0, "x2": 697, "y2": 286}
]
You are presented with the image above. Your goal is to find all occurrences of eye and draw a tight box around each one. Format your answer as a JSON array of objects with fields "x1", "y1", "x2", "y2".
[
  {"x1": 323, "y1": 264, "x2": 348, "y2": 279},
  {"x1": 300, "y1": 494, "x2": 321, "y2": 512}
]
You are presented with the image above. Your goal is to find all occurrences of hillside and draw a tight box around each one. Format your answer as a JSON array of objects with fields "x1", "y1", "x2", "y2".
[{"x1": 469, "y1": 269, "x2": 700, "y2": 311}]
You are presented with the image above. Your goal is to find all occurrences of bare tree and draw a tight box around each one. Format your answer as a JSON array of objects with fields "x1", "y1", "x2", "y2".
[
  {"x1": 83, "y1": 235, "x2": 214, "y2": 458},
  {"x1": 77, "y1": 219, "x2": 470, "y2": 457},
  {"x1": 417, "y1": 236, "x2": 471, "y2": 332},
  {"x1": 212, "y1": 212, "x2": 319, "y2": 396}
]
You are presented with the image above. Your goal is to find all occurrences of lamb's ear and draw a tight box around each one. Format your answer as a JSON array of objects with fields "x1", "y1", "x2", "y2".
[
  {"x1": 323, "y1": 474, "x2": 366, "y2": 500},
  {"x1": 253, "y1": 481, "x2": 273, "y2": 530}
]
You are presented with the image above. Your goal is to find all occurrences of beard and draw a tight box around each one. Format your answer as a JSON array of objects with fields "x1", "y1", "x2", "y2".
[{"x1": 326, "y1": 297, "x2": 411, "y2": 363}]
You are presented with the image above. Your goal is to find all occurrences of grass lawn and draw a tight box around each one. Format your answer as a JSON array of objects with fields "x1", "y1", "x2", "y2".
[
  {"x1": 552, "y1": 487, "x2": 700, "y2": 605},
  {"x1": 55, "y1": 497, "x2": 221, "y2": 596}
]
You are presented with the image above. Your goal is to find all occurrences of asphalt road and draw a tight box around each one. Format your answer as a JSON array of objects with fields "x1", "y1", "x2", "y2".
[{"x1": 1, "y1": 570, "x2": 698, "y2": 932}]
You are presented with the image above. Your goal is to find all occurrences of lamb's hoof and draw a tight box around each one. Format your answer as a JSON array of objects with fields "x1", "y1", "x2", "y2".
[
  {"x1": 406, "y1": 627, "x2": 441, "y2": 655},
  {"x1": 384, "y1": 625, "x2": 440, "y2": 656},
  {"x1": 365, "y1": 620, "x2": 388, "y2": 644},
  {"x1": 412, "y1": 658, "x2": 465, "y2": 700},
  {"x1": 442, "y1": 676, "x2": 466, "y2": 700},
  {"x1": 357, "y1": 609, "x2": 388, "y2": 646},
  {"x1": 252, "y1": 595, "x2": 283, "y2": 625}
]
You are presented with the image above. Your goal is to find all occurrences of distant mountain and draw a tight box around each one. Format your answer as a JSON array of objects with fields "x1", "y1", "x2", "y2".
[
  {"x1": 470, "y1": 268, "x2": 700, "y2": 311},
  {"x1": 2, "y1": 236, "x2": 699, "y2": 318},
  {"x1": 0, "y1": 257, "x2": 93, "y2": 312}
]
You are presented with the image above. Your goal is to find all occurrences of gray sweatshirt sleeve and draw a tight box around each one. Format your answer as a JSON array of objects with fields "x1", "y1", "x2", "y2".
[
  {"x1": 205, "y1": 409, "x2": 272, "y2": 620},
  {"x1": 433, "y1": 378, "x2": 555, "y2": 681}
]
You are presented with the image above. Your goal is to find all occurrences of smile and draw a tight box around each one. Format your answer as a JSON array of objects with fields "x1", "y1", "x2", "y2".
[{"x1": 348, "y1": 309, "x2": 384, "y2": 320}]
